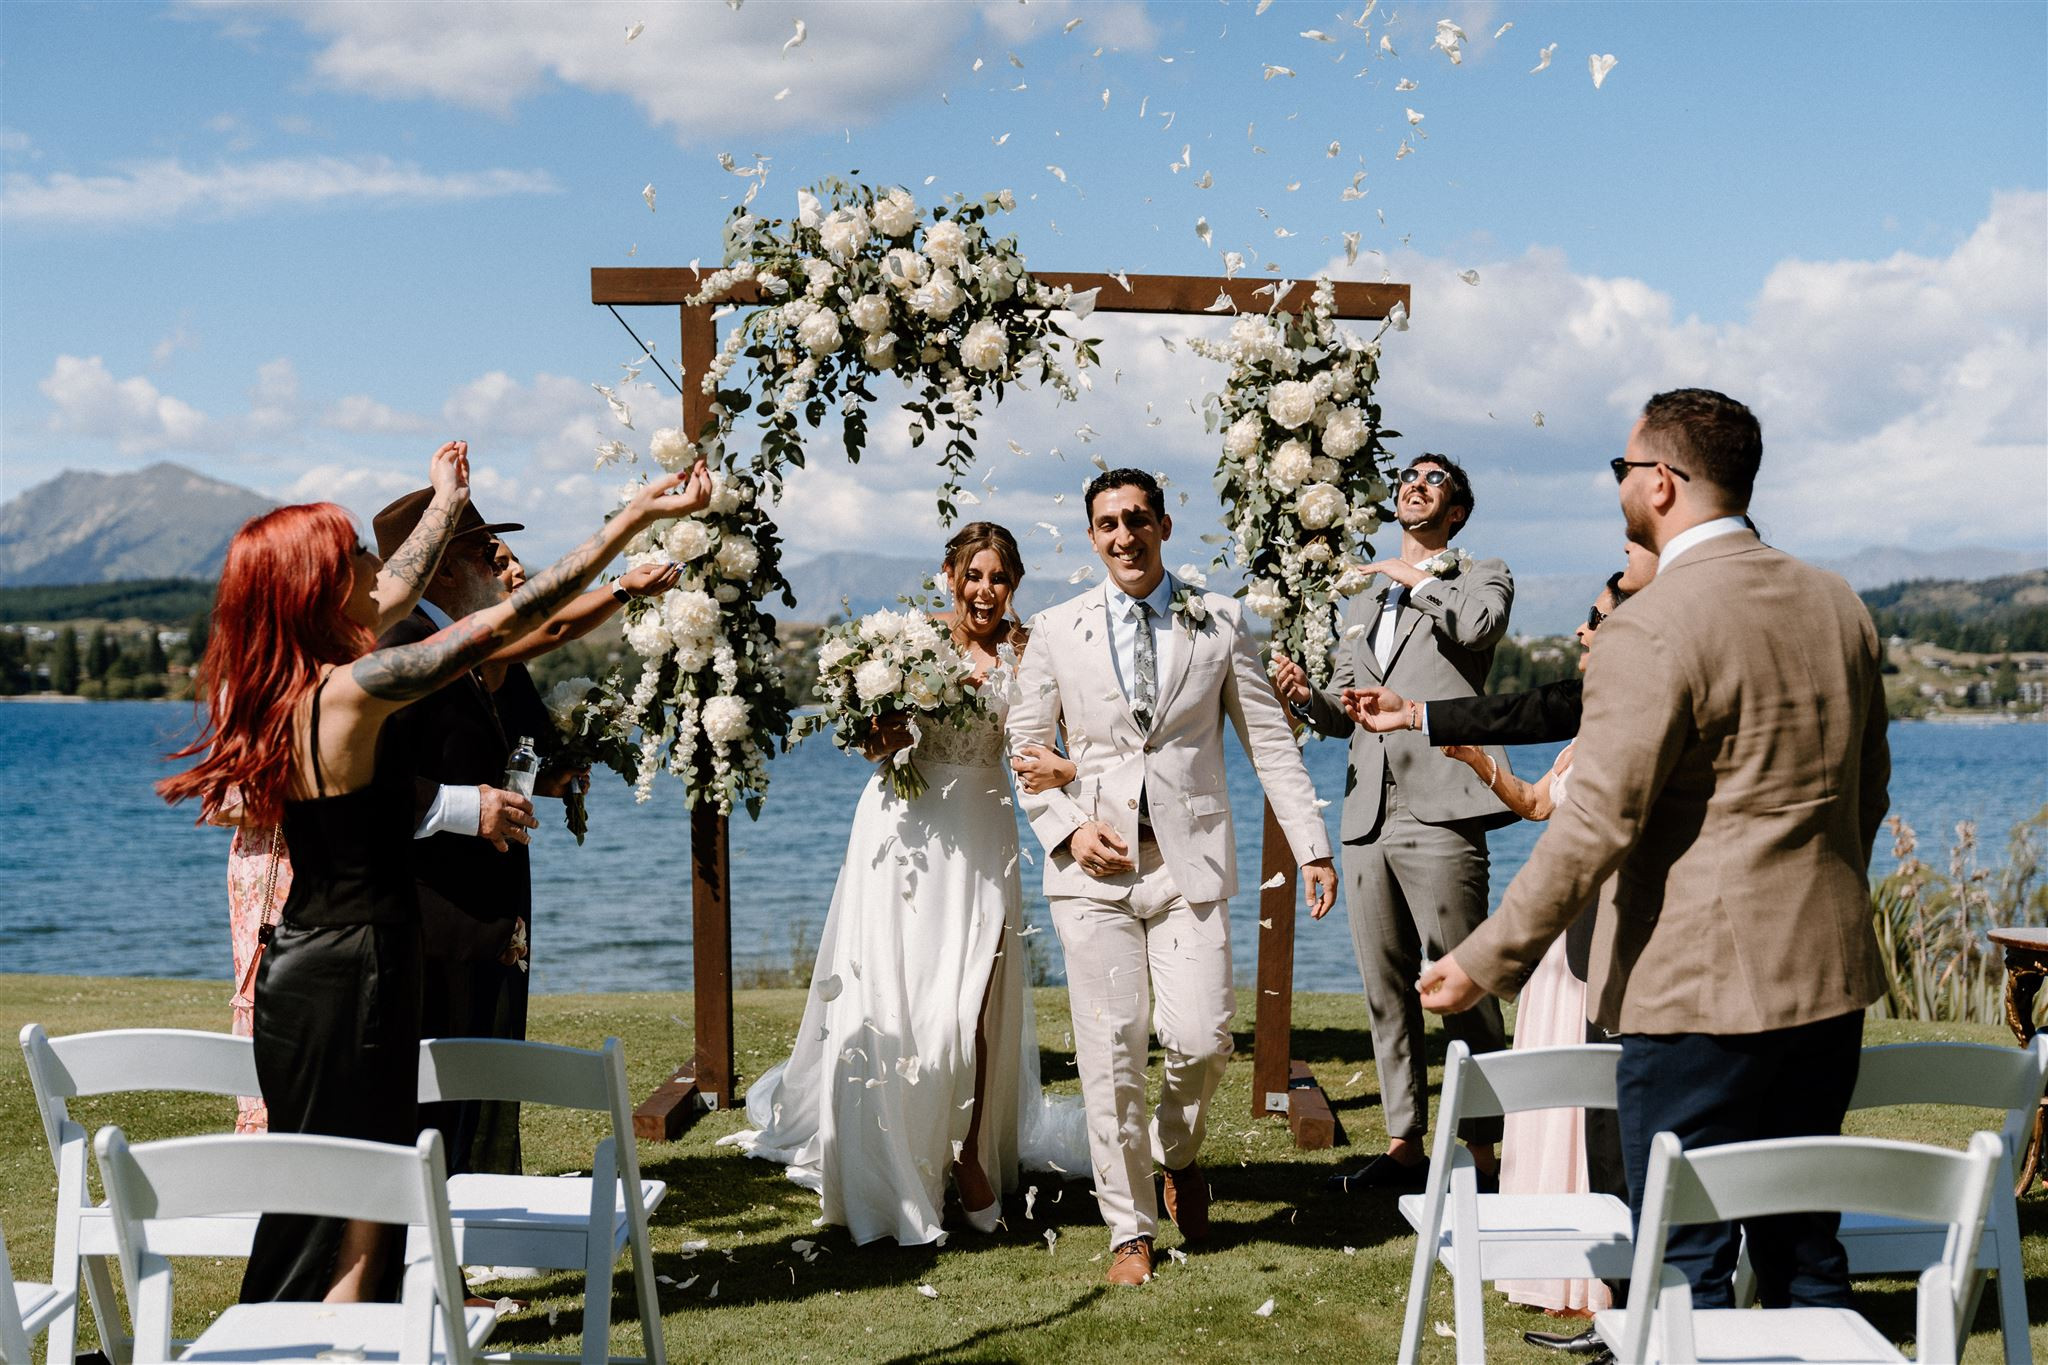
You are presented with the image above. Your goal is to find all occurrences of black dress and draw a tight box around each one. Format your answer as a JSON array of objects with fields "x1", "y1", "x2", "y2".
[{"x1": 241, "y1": 674, "x2": 423, "y2": 1304}]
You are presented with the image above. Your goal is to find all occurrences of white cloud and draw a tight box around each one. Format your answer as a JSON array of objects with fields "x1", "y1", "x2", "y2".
[
  {"x1": 0, "y1": 154, "x2": 558, "y2": 228},
  {"x1": 38, "y1": 355, "x2": 209, "y2": 454},
  {"x1": 151, "y1": 322, "x2": 199, "y2": 368},
  {"x1": 322, "y1": 394, "x2": 430, "y2": 435},
  {"x1": 184, "y1": 0, "x2": 1145, "y2": 143}
]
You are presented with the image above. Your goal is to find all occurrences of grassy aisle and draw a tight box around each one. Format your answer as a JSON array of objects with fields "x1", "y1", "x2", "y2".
[{"x1": 2, "y1": 975, "x2": 2041, "y2": 1362}]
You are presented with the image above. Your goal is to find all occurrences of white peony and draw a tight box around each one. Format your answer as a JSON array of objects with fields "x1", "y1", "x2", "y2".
[
  {"x1": 1267, "y1": 439, "x2": 1313, "y2": 492},
  {"x1": 1309, "y1": 455, "x2": 1341, "y2": 483},
  {"x1": 848, "y1": 291, "x2": 892, "y2": 333},
  {"x1": 1346, "y1": 504, "x2": 1383, "y2": 535},
  {"x1": 800, "y1": 257, "x2": 836, "y2": 297},
  {"x1": 1331, "y1": 365, "x2": 1358, "y2": 401},
  {"x1": 862, "y1": 332, "x2": 899, "y2": 370},
  {"x1": 1229, "y1": 315, "x2": 1288, "y2": 367},
  {"x1": 708, "y1": 473, "x2": 752, "y2": 515},
  {"x1": 923, "y1": 218, "x2": 969, "y2": 269},
  {"x1": 1295, "y1": 481, "x2": 1348, "y2": 530},
  {"x1": 818, "y1": 205, "x2": 870, "y2": 261},
  {"x1": 817, "y1": 638, "x2": 856, "y2": 672},
  {"x1": 859, "y1": 611, "x2": 904, "y2": 645},
  {"x1": 701, "y1": 694, "x2": 751, "y2": 743},
  {"x1": 649, "y1": 427, "x2": 692, "y2": 472},
  {"x1": 881, "y1": 247, "x2": 929, "y2": 291},
  {"x1": 544, "y1": 677, "x2": 596, "y2": 731},
  {"x1": 1266, "y1": 379, "x2": 1317, "y2": 430},
  {"x1": 714, "y1": 536, "x2": 760, "y2": 580},
  {"x1": 1333, "y1": 561, "x2": 1374, "y2": 597},
  {"x1": 796, "y1": 308, "x2": 843, "y2": 357},
  {"x1": 995, "y1": 188, "x2": 1016, "y2": 211},
  {"x1": 665, "y1": 588, "x2": 721, "y2": 640},
  {"x1": 960, "y1": 318, "x2": 1008, "y2": 372},
  {"x1": 1223, "y1": 412, "x2": 1264, "y2": 462},
  {"x1": 664, "y1": 518, "x2": 712, "y2": 561},
  {"x1": 872, "y1": 187, "x2": 919, "y2": 238},
  {"x1": 623, "y1": 611, "x2": 671, "y2": 656},
  {"x1": 910, "y1": 267, "x2": 966, "y2": 320},
  {"x1": 854, "y1": 658, "x2": 903, "y2": 704},
  {"x1": 1321, "y1": 405, "x2": 1368, "y2": 458},
  {"x1": 1245, "y1": 579, "x2": 1288, "y2": 619}
]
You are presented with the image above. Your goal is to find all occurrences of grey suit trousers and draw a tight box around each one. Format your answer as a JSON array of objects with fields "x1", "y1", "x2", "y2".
[{"x1": 1343, "y1": 778, "x2": 1506, "y2": 1145}]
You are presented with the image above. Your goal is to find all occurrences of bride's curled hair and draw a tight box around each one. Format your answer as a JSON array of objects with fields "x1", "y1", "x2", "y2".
[{"x1": 943, "y1": 521, "x2": 1028, "y2": 646}]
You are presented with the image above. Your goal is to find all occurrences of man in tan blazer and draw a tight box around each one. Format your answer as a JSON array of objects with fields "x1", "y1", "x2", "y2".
[
  {"x1": 1010, "y1": 468, "x2": 1335, "y2": 1287},
  {"x1": 1419, "y1": 389, "x2": 1890, "y2": 1311}
]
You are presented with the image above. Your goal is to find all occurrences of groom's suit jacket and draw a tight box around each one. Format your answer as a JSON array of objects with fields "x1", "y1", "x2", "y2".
[
  {"x1": 1455, "y1": 532, "x2": 1891, "y2": 1035},
  {"x1": 1301, "y1": 558, "x2": 1516, "y2": 839},
  {"x1": 1010, "y1": 580, "x2": 1330, "y2": 904}
]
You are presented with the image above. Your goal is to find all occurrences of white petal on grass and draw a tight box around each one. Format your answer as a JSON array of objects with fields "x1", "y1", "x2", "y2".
[
  {"x1": 1589, "y1": 53, "x2": 1618, "y2": 88},
  {"x1": 1532, "y1": 43, "x2": 1557, "y2": 73},
  {"x1": 781, "y1": 19, "x2": 806, "y2": 55},
  {"x1": 917, "y1": 1284, "x2": 939, "y2": 1299},
  {"x1": 1434, "y1": 1321, "x2": 1456, "y2": 1339},
  {"x1": 1043, "y1": 1228, "x2": 1058, "y2": 1252},
  {"x1": 1254, "y1": 1298, "x2": 1276, "y2": 1317}
]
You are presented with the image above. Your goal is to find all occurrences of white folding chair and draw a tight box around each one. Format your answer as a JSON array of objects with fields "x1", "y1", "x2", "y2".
[
  {"x1": 415, "y1": 1037, "x2": 666, "y2": 1365},
  {"x1": 20, "y1": 1024, "x2": 263, "y2": 1365},
  {"x1": 1396, "y1": 1041, "x2": 1633, "y2": 1364},
  {"x1": 95, "y1": 1126, "x2": 496, "y2": 1364},
  {"x1": 1732, "y1": 1036, "x2": 2046, "y2": 1365},
  {"x1": 1596, "y1": 1132, "x2": 2001, "y2": 1365},
  {"x1": 1, "y1": 1222, "x2": 75, "y2": 1365}
]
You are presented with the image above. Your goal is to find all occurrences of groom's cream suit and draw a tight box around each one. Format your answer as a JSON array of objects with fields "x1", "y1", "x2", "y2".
[{"x1": 1010, "y1": 577, "x2": 1329, "y2": 1246}]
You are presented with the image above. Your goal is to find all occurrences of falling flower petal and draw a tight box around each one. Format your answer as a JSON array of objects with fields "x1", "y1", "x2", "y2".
[
  {"x1": 1195, "y1": 216, "x2": 1212, "y2": 247},
  {"x1": 641, "y1": 183, "x2": 656, "y2": 212},
  {"x1": 625, "y1": 21, "x2": 644, "y2": 42},
  {"x1": 781, "y1": 19, "x2": 805, "y2": 55},
  {"x1": 1532, "y1": 43, "x2": 1557, "y2": 73},
  {"x1": 1263, "y1": 64, "x2": 1296, "y2": 79},
  {"x1": 1589, "y1": 53, "x2": 1617, "y2": 88},
  {"x1": 1343, "y1": 230, "x2": 1360, "y2": 265},
  {"x1": 1396, "y1": 77, "x2": 1417, "y2": 91},
  {"x1": 1195, "y1": 169, "x2": 1213, "y2": 189},
  {"x1": 1068, "y1": 564, "x2": 1096, "y2": 584},
  {"x1": 1047, "y1": 164, "x2": 1067, "y2": 182},
  {"x1": 1532, "y1": 411, "x2": 1546, "y2": 427},
  {"x1": 1064, "y1": 16, "x2": 1084, "y2": 32},
  {"x1": 1494, "y1": 21, "x2": 1514, "y2": 38},
  {"x1": 1405, "y1": 107, "x2": 1425, "y2": 125},
  {"x1": 1260, "y1": 871, "x2": 1287, "y2": 889},
  {"x1": 1458, "y1": 269, "x2": 1479, "y2": 285}
]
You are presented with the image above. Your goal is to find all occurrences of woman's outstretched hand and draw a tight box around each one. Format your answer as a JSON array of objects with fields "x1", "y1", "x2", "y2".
[
  {"x1": 628, "y1": 462, "x2": 714, "y2": 524},
  {"x1": 428, "y1": 440, "x2": 471, "y2": 504}
]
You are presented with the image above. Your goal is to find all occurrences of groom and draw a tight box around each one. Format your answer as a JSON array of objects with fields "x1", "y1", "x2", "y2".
[{"x1": 1010, "y1": 468, "x2": 1336, "y2": 1286}]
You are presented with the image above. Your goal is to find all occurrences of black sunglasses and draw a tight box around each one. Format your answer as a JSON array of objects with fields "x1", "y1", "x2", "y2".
[
  {"x1": 1611, "y1": 457, "x2": 1690, "y2": 484},
  {"x1": 1586, "y1": 601, "x2": 1608, "y2": 632},
  {"x1": 1399, "y1": 468, "x2": 1451, "y2": 487}
]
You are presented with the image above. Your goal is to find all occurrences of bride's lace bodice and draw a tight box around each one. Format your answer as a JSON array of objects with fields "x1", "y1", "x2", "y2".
[{"x1": 913, "y1": 696, "x2": 1008, "y2": 770}]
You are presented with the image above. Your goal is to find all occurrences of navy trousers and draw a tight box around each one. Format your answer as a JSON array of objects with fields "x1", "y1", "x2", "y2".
[{"x1": 1616, "y1": 1010, "x2": 1864, "y2": 1309}]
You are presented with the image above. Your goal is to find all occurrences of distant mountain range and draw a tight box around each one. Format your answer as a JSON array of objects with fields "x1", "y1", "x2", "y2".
[
  {"x1": 0, "y1": 463, "x2": 275, "y2": 585},
  {"x1": 2, "y1": 464, "x2": 2039, "y2": 636}
]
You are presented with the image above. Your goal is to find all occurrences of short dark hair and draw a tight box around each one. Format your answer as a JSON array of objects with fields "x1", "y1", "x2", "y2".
[
  {"x1": 1638, "y1": 389, "x2": 1761, "y2": 508},
  {"x1": 1407, "y1": 452, "x2": 1474, "y2": 540},
  {"x1": 1084, "y1": 468, "x2": 1166, "y2": 521},
  {"x1": 1604, "y1": 569, "x2": 1630, "y2": 606}
]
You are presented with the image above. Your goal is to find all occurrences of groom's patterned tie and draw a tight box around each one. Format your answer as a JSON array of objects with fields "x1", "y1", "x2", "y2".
[{"x1": 1131, "y1": 600, "x2": 1158, "y2": 730}]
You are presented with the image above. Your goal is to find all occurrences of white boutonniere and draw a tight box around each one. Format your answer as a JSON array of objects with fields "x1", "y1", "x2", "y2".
[
  {"x1": 1415, "y1": 547, "x2": 1475, "y2": 579},
  {"x1": 1170, "y1": 567, "x2": 1212, "y2": 630}
]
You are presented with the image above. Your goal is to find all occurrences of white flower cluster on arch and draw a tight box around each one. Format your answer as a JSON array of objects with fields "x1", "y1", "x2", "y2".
[
  {"x1": 593, "y1": 179, "x2": 1099, "y2": 816},
  {"x1": 1192, "y1": 277, "x2": 1404, "y2": 689}
]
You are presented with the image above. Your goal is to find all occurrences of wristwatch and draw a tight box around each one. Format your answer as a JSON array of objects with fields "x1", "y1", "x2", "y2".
[{"x1": 610, "y1": 583, "x2": 632, "y2": 605}]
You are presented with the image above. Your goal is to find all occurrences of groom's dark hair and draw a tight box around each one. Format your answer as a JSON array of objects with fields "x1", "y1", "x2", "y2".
[
  {"x1": 1084, "y1": 468, "x2": 1165, "y2": 521},
  {"x1": 1639, "y1": 388, "x2": 1761, "y2": 510}
]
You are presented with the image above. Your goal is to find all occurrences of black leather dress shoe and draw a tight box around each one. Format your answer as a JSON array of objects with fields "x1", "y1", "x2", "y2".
[
  {"x1": 1522, "y1": 1326, "x2": 1605, "y2": 1354},
  {"x1": 1325, "y1": 1153, "x2": 1429, "y2": 1192}
]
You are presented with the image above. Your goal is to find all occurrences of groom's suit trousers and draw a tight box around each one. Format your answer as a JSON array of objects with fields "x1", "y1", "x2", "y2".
[{"x1": 1051, "y1": 839, "x2": 1233, "y2": 1248}]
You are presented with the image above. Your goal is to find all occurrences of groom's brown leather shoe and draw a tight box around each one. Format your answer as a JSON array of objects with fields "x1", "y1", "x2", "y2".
[
  {"x1": 1106, "y1": 1237, "x2": 1153, "y2": 1286},
  {"x1": 1160, "y1": 1162, "x2": 1210, "y2": 1243}
]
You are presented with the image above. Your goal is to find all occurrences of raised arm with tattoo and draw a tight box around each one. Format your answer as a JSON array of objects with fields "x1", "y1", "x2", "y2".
[
  {"x1": 348, "y1": 465, "x2": 712, "y2": 707},
  {"x1": 371, "y1": 441, "x2": 471, "y2": 631}
]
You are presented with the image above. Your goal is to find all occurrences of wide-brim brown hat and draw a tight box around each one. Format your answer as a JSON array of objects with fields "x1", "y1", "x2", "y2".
[{"x1": 372, "y1": 488, "x2": 523, "y2": 560}]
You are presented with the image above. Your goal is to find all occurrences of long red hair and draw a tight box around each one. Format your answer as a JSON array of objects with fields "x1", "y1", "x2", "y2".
[{"x1": 158, "y1": 503, "x2": 374, "y2": 824}]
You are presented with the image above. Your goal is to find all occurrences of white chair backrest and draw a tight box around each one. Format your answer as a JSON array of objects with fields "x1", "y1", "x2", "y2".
[
  {"x1": 0, "y1": 1222, "x2": 32, "y2": 1365},
  {"x1": 1848, "y1": 1037, "x2": 2048, "y2": 1156},
  {"x1": 1437, "y1": 1041, "x2": 1622, "y2": 1128},
  {"x1": 19, "y1": 1024, "x2": 259, "y2": 1162},
  {"x1": 418, "y1": 1037, "x2": 614, "y2": 1111},
  {"x1": 94, "y1": 1127, "x2": 473, "y2": 1364},
  {"x1": 1620, "y1": 1131, "x2": 2002, "y2": 1365}
]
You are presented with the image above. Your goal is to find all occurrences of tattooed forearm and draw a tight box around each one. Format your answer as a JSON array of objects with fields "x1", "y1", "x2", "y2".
[
  {"x1": 502, "y1": 534, "x2": 607, "y2": 632},
  {"x1": 377, "y1": 498, "x2": 460, "y2": 603},
  {"x1": 352, "y1": 617, "x2": 499, "y2": 701}
]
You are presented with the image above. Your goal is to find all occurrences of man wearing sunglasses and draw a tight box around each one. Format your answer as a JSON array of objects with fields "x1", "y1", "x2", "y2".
[
  {"x1": 1272, "y1": 453, "x2": 1516, "y2": 1194},
  {"x1": 1419, "y1": 389, "x2": 1892, "y2": 1316}
]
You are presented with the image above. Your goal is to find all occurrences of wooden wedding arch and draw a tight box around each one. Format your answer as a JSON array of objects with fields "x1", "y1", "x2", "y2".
[{"x1": 590, "y1": 264, "x2": 1409, "y2": 1149}]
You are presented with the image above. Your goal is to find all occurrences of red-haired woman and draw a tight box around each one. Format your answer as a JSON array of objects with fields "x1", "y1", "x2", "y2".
[{"x1": 161, "y1": 454, "x2": 710, "y2": 1304}]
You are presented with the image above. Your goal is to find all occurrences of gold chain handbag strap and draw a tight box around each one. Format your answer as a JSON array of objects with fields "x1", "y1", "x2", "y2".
[{"x1": 256, "y1": 823, "x2": 286, "y2": 946}]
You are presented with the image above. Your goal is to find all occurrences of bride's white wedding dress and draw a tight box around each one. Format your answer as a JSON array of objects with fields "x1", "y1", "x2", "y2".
[{"x1": 720, "y1": 684, "x2": 1085, "y2": 1246}]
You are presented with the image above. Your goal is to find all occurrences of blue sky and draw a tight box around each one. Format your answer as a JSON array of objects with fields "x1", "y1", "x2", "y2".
[{"x1": 3, "y1": 0, "x2": 2043, "y2": 582}]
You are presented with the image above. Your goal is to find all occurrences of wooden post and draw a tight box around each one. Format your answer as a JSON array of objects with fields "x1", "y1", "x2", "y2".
[{"x1": 594, "y1": 264, "x2": 1408, "y2": 1145}]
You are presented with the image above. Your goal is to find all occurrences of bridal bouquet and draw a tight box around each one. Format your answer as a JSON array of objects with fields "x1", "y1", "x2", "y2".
[
  {"x1": 792, "y1": 608, "x2": 986, "y2": 800},
  {"x1": 543, "y1": 674, "x2": 640, "y2": 843}
]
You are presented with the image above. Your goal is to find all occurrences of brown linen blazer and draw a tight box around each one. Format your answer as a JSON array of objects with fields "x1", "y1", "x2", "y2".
[{"x1": 1455, "y1": 530, "x2": 1891, "y2": 1035}]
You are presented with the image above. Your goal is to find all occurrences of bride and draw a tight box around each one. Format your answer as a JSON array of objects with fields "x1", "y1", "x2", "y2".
[{"x1": 723, "y1": 521, "x2": 1082, "y2": 1245}]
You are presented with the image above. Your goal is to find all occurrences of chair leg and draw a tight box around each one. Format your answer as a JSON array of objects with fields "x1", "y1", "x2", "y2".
[
  {"x1": 1991, "y1": 1205, "x2": 2033, "y2": 1365},
  {"x1": 628, "y1": 1201, "x2": 665, "y2": 1365},
  {"x1": 82, "y1": 1252, "x2": 132, "y2": 1365},
  {"x1": 1397, "y1": 1230, "x2": 1436, "y2": 1364},
  {"x1": 1730, "y1": 1230, "x2": 1757, "y2": 1310},
  {"x1": 580, "y1": 1237, "x2": 616, "y2": 1365},
  {"x1": 1451, "y1": 1239, "x2": 1488, "y2": 1365}
]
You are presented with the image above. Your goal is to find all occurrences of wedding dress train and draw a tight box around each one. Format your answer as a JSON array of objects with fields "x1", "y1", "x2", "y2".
[{"x1": 721, "y1": 696, "x2": 1085, "y2": 1246}]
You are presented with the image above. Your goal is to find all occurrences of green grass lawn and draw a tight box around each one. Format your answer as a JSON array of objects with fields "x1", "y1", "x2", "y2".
[{"x1": 2, "y1": 974, "x2": 2042, "y2": 1363}]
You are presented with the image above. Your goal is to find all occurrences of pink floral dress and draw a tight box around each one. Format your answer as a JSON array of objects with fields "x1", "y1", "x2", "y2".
[{"x1": 226, "y1": 822, "x2": 292, "y2": 1133}]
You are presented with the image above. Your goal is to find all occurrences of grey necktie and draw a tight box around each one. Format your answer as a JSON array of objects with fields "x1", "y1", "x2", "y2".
[{"x1": 1131, "y1": 600, "x2": 1157, "y2": 730}]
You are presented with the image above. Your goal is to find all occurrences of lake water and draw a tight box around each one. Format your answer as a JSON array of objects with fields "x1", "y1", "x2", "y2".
[{"x1": 1, "y1": 701, "x2": 2042, "y2": 1001}]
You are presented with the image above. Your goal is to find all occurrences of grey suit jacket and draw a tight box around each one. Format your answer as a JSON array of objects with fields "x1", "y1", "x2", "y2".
[
  {"x1": 1456, "y1": 533, "x2": 1891, "y2": 1035},
  {"x1": 1302, "y1": 557, "x2": 1516, "y2": 839}
]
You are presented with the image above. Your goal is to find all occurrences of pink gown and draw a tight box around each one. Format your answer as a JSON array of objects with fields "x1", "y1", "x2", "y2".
[
  {"x1": 1496, "y1": 753, "x2": 1612, "y2": 1316},
  {"x1": 226, "y1": 822, "x2": 292, "y2": 1133}
]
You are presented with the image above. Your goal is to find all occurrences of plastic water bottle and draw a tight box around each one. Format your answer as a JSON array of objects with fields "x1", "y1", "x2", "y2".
[{"x1": 504, "y1": 735, "x2": 540, "y2": 799}]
